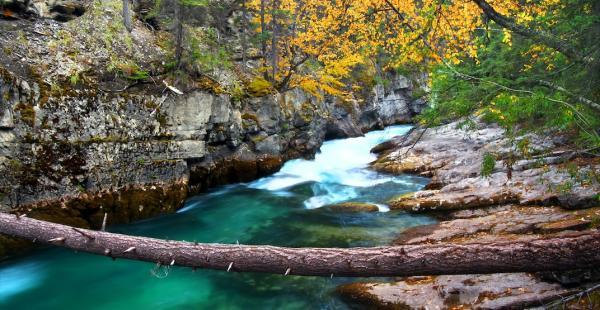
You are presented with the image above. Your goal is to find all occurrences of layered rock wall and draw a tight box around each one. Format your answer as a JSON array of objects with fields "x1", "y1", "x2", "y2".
[{"x1": 0, "y1": 66, "x2": 424, "y2": 230}]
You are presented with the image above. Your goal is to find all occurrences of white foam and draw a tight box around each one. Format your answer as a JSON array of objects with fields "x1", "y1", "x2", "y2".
[
  {"x1": 248, "y1": 125, "x2": 414, "y2": 208},
  {"x1": 303, "y1": 184, "x2": 358, "y2": 209},
  {"x1": 374, "y1": 203, "x2": 390, "y2": 212}
]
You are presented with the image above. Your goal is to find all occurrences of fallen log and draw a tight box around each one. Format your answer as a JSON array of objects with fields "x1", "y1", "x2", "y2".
[{"x1": 1, "y1": 212, "x2": 599, "y2": 277}]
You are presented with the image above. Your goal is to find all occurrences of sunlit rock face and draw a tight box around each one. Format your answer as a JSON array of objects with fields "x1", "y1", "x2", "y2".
[
  {"x1": 371, "y1": 119, "x2": 600, "y2": 212},
  {"x1": 0, "y1": 7, "x2": 425, "y2": 254}
]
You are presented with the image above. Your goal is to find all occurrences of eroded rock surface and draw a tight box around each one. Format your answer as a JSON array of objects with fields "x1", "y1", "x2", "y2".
[
  {"x1": 338, "y1": 273, "x2": 573, "y2": 310},
  {"x1": 394, "y1": 205, "x2": 600, "y2": 245},
  {"x1": 372, "y1": 121, "x2": 599, "y2": 212}
]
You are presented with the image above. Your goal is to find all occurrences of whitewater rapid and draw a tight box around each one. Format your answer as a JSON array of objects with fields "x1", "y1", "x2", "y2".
[{"x1": 249, "y1": 125, "x2": 412, "y2": 209}]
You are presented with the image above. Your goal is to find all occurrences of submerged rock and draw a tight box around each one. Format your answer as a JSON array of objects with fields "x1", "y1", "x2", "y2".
[{"x1": 323, "y1": 202, "x2": 380, "y2": 213}]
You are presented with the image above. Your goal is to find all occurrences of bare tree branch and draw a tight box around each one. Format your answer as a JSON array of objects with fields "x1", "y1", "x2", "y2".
[{"x1": 537, "y1": 80, "x2": 600, "y2": 112}]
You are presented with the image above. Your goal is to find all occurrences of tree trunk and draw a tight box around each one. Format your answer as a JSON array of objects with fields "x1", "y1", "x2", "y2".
[
  {"x1": 2, "y1": 213, "x2": 600, "y2": 277},
  {"x1": 123, "y1": 0, "x2": 133, "y2": 32},
  {"x1": 270, "y1": 0, "x2": 279, "y2": 81},
  {"x1": 240, "y1": 0, "x2": 248, "y2": 65},
  {"x1": 259, "y1": 0, "x2": 268, "y2": 79},
  {"x1": 174, "y1": 0, "x2": 184, "y2": 68},
  {"x1": 471, "y1": 0, "x2": 593, "y2": 65}
]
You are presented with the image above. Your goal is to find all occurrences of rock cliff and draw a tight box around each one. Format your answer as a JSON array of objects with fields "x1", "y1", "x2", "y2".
[{"x1": 0, "y1": 31, "x2": 424, "y2": 238}]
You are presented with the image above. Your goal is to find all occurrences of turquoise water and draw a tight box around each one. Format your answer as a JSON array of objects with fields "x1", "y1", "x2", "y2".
[{"x1": 0, "y1": 125, "x2": 435, "y2": 309}]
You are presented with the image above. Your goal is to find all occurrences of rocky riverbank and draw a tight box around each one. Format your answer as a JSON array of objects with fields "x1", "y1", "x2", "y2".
[{"x1": 337, "y1": 120, "x2": 600, "y2": 309}]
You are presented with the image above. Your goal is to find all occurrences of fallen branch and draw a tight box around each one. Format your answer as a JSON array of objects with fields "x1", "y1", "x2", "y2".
[
  {"x1": 163, "y1": 80, "x2": 183, "y2": 95},
  {"x1": 402, "y1": 127, "x2": 428, "y2": 158},
  {"x1": 150, "y1": 95, "x2": 169, "y2": 116},
  {"x1": 1, "y1": 213, "x2": 600, "y2": 277},
  {"x1": 97, "y1": 81, "x2": 141, "y2": 93}
]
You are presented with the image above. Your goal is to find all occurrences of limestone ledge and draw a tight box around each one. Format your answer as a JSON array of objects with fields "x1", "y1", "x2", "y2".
[{"x1": 371, "y1": 120, "x2": 599, "y2": 212}]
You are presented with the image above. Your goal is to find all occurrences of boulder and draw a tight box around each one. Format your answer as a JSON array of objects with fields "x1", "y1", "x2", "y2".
[
  {"x1": 338, "y1": 274, "x2": 572, "y2": 309},
  {"x1": 255, "y1": 134, "x2": 281, "y2": 155}
]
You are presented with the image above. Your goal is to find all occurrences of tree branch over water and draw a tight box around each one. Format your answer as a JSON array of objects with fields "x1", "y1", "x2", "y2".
[{"x1": 472, "y1": 0, "x2": 594, "y2": 65}]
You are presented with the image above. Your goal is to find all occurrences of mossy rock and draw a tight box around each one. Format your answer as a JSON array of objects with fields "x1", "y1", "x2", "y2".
[
  {"x1": 390, "y1": 192, "x2": 416, "y2": 201},
  {"x1": 194, "y1": 76, "x2": 224, "y2": 94},
  {"x1": 323, "y1": 202, "x2": 379, "y2": 213},
  {"x1": 299, "y1": 100, "x2": 316, "y2": 122},
  {"x1": 14, "y1": 102, "x2": 35, "y2": 127},
  {"x1": 242, "y1": 113, "x2": 259, "y2": 123},
  {"x1": 246, "y1": 77, "x2": 274, "y2": 97},
  {"x1": 250, "y1": 134, "x2": 267, "y2": 144}
]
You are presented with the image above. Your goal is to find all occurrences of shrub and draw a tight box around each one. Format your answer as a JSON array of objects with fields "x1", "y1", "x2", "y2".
[{"x1": 481, "y1": 152, "x2": 496, "y2": 178}]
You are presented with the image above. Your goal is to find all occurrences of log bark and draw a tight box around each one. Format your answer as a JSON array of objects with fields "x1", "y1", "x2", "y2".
[{"x1": 1, "y1": 212, "x2": 600, "y2": 277}]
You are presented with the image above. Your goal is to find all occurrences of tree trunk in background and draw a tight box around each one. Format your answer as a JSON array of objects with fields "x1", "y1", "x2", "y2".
[
  {"x1": 174, "y1": 0, "x2": 184, "y2": 68},
  {"x1": 270, "y1": 0, "x2": 279, "y2": 81},
  {"x1": 2, "y1": 213, "x2": 600, "y2": 277},
  {"x1": 259, "y1": 0, "x2": 268, "y2": 79},
  {"x1": 240, "y1": 0, "x2": 248, "y2": 65},
  {"x1": 123, "y1": 0, "x2": 133, "y2": 32}
]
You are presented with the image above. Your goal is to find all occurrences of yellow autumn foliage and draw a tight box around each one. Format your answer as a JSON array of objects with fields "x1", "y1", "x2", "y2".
[{"x1": 246, "y1": 0, "x2": 551, "y2": 97}]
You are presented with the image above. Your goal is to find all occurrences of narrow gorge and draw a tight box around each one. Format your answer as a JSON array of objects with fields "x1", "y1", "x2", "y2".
[{"x1": 1, "y1": 0, "x2": 599, "y2": 309}]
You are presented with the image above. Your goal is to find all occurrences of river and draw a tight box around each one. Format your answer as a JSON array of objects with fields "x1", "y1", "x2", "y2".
[{"x1": 0, "y1": 125, "x2": 435, "y2": 309}]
